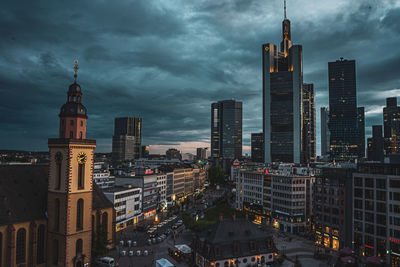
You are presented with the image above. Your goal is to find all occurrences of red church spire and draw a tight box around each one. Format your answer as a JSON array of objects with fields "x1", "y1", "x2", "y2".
[{"x1": 58, "y1": 60, "x2": 87, "y2": 139}]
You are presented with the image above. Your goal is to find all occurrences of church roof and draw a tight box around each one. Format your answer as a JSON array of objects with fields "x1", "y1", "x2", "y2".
[
  {"x1": 93, "y1": 183, "x2": 113, "y2": 210},
  {"x1": 192, "y1": 218, "x2": 276, "y2": 261},
  {"x1": 0, "y1": 164, "x2": 113, "y2": 226},
  {"x1": 0, "y1": 165, "x2": 48, "y2": 225}
]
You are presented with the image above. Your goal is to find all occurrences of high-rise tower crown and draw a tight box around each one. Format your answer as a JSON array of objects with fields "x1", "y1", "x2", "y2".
[
  {"x1": 59, "y1": 60, "x2": 88, "y2": 139},
  {"x1": 280, "y1": 0, "x2": 292, "y2": 56}
]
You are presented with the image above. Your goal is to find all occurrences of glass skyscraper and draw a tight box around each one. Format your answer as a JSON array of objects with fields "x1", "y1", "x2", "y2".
[
  {"x1": 383, "y1": 97, "x2": 400, "y2": 155},
  {"x1": 262, "y1": 4, "x2": 303, "y2": 164},
  {"x1": 251, "y1": 132, "x2": 264, "y2": 163},
  {"x1": 211, "y1": 99, "x2": 242, "y2": 160},
  {"x1": 320, "y1": 107, "x2": 330, "y2": 157},
  {"x1": 328, "y1": 59, "x2": 362, "y2": 161},
  {"x1": 112, "y1": 117, "x2": 142, "y2": 161},
  {"x1": 303, "y1": 83, "x2": 316, "y2": 163}
]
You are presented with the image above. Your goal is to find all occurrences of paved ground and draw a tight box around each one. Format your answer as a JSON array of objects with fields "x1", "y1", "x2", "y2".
[{"x1": 271, "y1": 228, "x2": 337, "y2": 267}]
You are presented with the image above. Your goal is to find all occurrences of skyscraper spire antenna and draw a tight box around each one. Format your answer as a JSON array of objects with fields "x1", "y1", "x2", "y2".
[
  {"x1": 73, "y1": 59, "x2": 79, "y2": 83},
  {"x1": 284, "y1": 0, "x2": 287, "y2": 19}
]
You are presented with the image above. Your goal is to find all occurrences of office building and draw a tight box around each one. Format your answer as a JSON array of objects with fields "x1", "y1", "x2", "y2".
[
  {"x1": 251, "y1": 133, "x2": 264, "y2": 163},
  {"x1": 141, "y1": 145, "x2": 150, "y2": 158},
  {"x1": 367, "y1": 125, "x2": 384, "y2": 162},
  {"x1": 112, "y1": 117, "x2": 142, "y2": 161},
  {"x1": 93, "y1": 162, "x2": 115, "y2": 189},
  {"x1": 271, "y1": 165, "x2": 314, "y2": 233},
  {"x1": 357, "y1": 107, "x2": 365, "y2": 158},
  {"x1": 103, "y1": 185, "x2": 142, "y2": 231},
  {"x1": 303, "y1": 83, "x2": 316, "y2": 162},
  {"x1": 353, "y1": 162, "x2": 400, "y2": 265},
  {"x1": 314, "y1": 165, "x2": 355, "y2": 251},
  {"x1": 166, "y1": 172, "x2": 174, "y2": 202},
  {"x1": 166, "y1": 148, "x2": 182, "y2": 160},
  {"x1": 156, "y1": 173, "x2": 167, "y2": 207},
  {"x1": 262, "y1": 3, "x2": 303, "y2": 164},
  {"x1": 115, "y1": 175, "x2": 158, "y2": 219},
  {"x1": 235, "y1": 168, "x2": 266, "y2": 225},
  {"x1": 321, "y1": 107, "x2": 330, "y2": 157},
  {"x1": 196, "y1": 148, "x2": 207, "y2": 161},
  {"x1": 328, "y1": 58, "x2": 361, "y2": 161},
  {"x1": 211, "y1": 99, "x2": 243, "y2": 160},
  {"x1": 383, "y1": 97, "x2": 400, "y2": 155},
  {"x1": 193, "y1": 168, "x2": 206, "y2": 192}
]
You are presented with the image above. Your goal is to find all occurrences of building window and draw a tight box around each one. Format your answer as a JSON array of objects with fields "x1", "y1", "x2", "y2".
[
  {"x1": 79, "y1": 131, "x2": 82, "y2": 139},
  {"x1": 70, "y1": 120, "x2": 74, "y2": 126},
  {"x1": 70, "y1": 131, "x2": 73, "y2": 138},
  {"x1": 55, "y1": 152, "x2": 62, "y2": 190},
  {"x1": 78, "y1": 163, "x2": 85, "y2": 189},
  {"x1": 77, "y1": 199, "x2": 84, "y2": 231},
  {"x1": 102, "y1": 212, "x2": 108, "y2": 236},
  {"x1": 54, "y1": 199, "x2": 60, "y2": 231},
  {"x1": 53, "y1": 239, "x2": 59, "y2": 265},
  {"x1": 80, "y1": 120, "x2": 83, "y2": 126},
  {"x1": 76, "y1": 239, "x2": 83, "y2": 255},
  {"x1": 37, "y1": 224, "x2": 46, "y2": 264},
  {"x1": 16, "y1": 228, "x2": 26, "y2": 264}
]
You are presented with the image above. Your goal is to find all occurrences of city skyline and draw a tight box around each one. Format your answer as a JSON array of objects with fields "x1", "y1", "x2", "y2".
[{"x1": 1, "y1": 0, "x2": 400, "y2": 155}]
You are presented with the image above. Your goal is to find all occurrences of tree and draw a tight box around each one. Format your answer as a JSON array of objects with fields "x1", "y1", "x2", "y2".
[
  {"x1": 92, "y1": 225, "x2": 109, "y2": 258},
  {"x1": 208, "y1": 166, "x2": 224, "y2": 185}
]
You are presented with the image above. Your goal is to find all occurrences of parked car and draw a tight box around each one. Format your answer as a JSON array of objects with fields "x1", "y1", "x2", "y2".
[
  {"x1": 136, "y1": 250, "x2": 141, "y2": 256},
  {"x1": 96, "y1": 257, "x2": 115, "y2": 267},
  {"x1": 128, "y1": 250, "x2": 134, "y2": 257},
  {"x1": 143, "y1": 250, "x2": 149, "y2": 256},
  {"x1": 120, "y1": 250, "x2": 126, "y2": 256},
  {"x1": 165, "y1": 229, "x2": 171, "y2": 236}
]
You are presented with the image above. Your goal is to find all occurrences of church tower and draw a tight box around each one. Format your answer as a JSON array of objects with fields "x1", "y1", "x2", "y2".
[{"x1": 47, "y1": 60, "x2": 95, "y2": 267}]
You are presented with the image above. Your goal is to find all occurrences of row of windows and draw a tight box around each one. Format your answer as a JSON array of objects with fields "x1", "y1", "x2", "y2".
[
  {"x1": 115, "y1": 190, "x2": 140, "y2": 199},
  {"x1": 273, "y1": 178, "x2": 306, "y2": 184},
  {"x1": 54, "y1": 198, "x2": 84, "y2": 232},
  {"x1": 62, "y1": 119, "x2": 84, "y2": 127},
  {"x1": 273, "y1": 192, "x2": 304, "y2": 199},
  {"x1": 55, "y1": 160, "x2": 85, "y2": 190},
  {"x1": 0, "y1": 225, "x2": 46, "y2": 266}
]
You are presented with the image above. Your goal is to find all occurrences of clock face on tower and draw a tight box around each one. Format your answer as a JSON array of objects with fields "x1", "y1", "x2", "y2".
[{"x1": 77, "y1": 152, "x2": 87, "y2": 164}]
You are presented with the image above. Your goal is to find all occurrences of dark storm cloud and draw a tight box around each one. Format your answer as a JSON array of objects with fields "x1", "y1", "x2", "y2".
[{"x1": 0, "y1": 0, "x2": 399, "y2": 154}]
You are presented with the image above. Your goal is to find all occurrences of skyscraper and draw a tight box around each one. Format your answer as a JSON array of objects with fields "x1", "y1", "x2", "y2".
[
  {"x1": 166, "y1": 148, "x2": 181, "y2": 160},
  {"x1": 303, "y1": 83, "x2": 316, "y2": 162},
  {"x1": 357, "y1": 107, "x2": 365, "y2": 158},
  {"x1": 211, "y1": 99, "x2": 243, "y2": 160},
  {"x1": 383, "y1": 97, "x2": 400, "y2": 155},
  {"x1": 112, "y1": 117, "x2": 142, "y2": 161},
  {"x1": 251, "y1": 133, "x2": 264, "y2": 163},
  {"x1": 328, "y1": 58, "x2": 360, "y2": 161},
  {"x1": 262, "y1": 1, "x2": 303, "y2": 164},
  {"x1": 320, "y1": 107, "x2": 330, "y2": 157},
  {"x1": 367, "y1": 125, "x2": 384, "y2": 161},
  {"x1": 196, "y1": 147, "x2": 207, "y2": 160}
]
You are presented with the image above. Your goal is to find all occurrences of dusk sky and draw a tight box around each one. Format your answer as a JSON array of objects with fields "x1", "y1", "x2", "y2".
[{"x1": 1, "y1": 0, "x2": 399, "y2": 155}]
